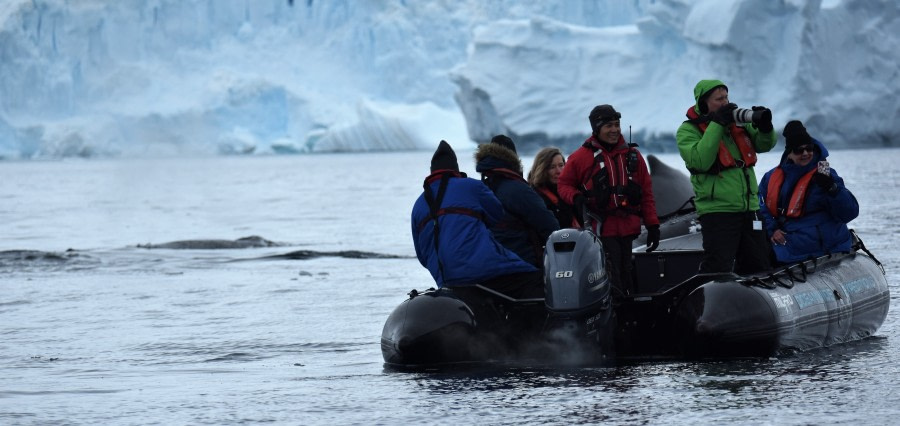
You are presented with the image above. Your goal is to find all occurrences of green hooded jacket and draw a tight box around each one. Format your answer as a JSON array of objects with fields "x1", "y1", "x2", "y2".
[{"x1": 676, "y1": 79, "x2": 777, "y2": 215}]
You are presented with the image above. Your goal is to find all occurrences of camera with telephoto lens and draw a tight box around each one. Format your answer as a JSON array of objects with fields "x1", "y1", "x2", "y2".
[{"x1": 732, "y1": 107, "x2": 771, "y2": 125}]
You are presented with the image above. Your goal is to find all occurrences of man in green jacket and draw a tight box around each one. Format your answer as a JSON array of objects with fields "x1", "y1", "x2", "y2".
[{"x1": 676, "y1": 79, "x2": 777, "y2": 274}]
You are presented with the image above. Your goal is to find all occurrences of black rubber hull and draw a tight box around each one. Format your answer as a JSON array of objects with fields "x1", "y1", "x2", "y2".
[
  {"x1": 380, "y1": 288, "x2": 617, "y2": 369},
  {"x1": 382, "y1": 251, "x2": 889, "y2": 366},
  {"x1": 676, "y1": 253, "x2": 890, "y2": 358},
  {"x1": 380, "y1": 289, "x2": 478, "y2": 367}
]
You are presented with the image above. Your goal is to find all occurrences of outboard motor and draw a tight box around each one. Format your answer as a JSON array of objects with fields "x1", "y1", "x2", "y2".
[{"x1": 543, "y1": 228, "x2": 616, "y2": 360}]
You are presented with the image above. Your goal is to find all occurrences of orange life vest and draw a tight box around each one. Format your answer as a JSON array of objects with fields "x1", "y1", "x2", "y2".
[
  {"x1": 686, "y1": 108, "x2": 758, "y2": 174},
  {"x1": 536, "y1": 186, "x2": 579, "y2": 228},
  {"x1": 536, "y1": 186, "x2": 559, "y2": 205},
  {"x1": 765, "y1": 167, "x2": 817, "y2": 218}
]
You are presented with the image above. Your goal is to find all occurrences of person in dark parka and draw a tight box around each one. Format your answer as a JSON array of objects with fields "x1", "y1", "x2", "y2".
[
  {"x1": 411, "y1": 140, "x2": 538, "y2": 293},
  {"x1": 758, "y1": 120, "x2": 859, "y2": 264},
  {"x1": 475, "y1": 135, "x2": 560, "y2": 269}
]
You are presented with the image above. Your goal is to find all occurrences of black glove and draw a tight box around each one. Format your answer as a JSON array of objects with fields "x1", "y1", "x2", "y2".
[
  {"x1": 645, "y1": 224, "x2": 660, "y2": 253},
  {"x1": 710, "y1": 103, "x2": 737, "y2": 126},
  {"x1": 812, "y1": 171, "x2": 839, "y2": 195},
  {"x1": 751, "y1": 106, "x2": 773, "y2": 132}
]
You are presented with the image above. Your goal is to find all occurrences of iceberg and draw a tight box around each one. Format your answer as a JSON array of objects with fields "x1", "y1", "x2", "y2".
[
  {"x1": 454, "y1": 0, "x2": 900, "y2": 152},
  {"x1": 0, "y1": 0, "x2": 895, "y2": 159}
]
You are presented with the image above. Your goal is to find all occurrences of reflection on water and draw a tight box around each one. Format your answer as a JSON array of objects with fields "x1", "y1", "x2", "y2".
[{"x1": 380, "y1": 335, "x2": 894, "y2": 423}]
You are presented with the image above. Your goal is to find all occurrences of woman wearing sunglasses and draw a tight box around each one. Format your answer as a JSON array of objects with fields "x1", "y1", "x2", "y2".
[{"x1": 758, "y1": 120, "x2": 859, "y2": 264}]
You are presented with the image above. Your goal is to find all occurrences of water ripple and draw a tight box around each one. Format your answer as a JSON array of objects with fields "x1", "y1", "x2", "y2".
[
  {"x1": 130, "y1": 341, "x2": 368, "y2": 365},
  {"x1": 0, "y1": 249, "x2": 100, "y2": 273}
]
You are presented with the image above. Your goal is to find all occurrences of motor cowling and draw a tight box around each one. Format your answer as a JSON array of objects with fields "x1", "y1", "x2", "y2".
[{"x1": 543, "y1": 229, "x2": 611, "y2": 316}]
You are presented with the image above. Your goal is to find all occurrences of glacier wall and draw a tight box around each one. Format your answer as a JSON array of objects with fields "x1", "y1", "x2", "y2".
[
  {"x1": 0, "y1": 0, "x2": 895, "y2": 159},
  {"x1": 454, "y1": 0, "x2": 900, "y2": 153}
]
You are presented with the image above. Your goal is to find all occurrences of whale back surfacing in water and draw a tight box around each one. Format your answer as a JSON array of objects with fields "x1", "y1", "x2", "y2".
[{"x1": 137, "y1": 236, "x2": 280, "y2": 249}]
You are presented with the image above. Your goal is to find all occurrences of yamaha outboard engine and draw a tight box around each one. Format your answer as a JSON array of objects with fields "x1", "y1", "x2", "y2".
[{"x1": 543, "y1": 228, "x2": 616, "y2": 361}]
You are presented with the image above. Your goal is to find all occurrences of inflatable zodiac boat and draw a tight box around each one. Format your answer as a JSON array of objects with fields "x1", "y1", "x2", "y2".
[{"x1": 381, "y1": 156, "x2": 890, "y2": 368}]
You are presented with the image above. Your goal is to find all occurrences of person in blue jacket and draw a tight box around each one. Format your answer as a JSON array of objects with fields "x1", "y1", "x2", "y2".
[
  {"x1": 475, "y1": 134, "x2": 560, "y2": 269},
  {"x1": 411, "y1": 140, "x2": 542, "y2": 299},
  {"x1": 758, "y1": 120, "x2": 859, "y2": 264}
]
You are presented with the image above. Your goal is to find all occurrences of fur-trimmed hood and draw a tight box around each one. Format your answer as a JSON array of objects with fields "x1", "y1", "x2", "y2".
[{"x1": 474, "y1": 142, "x2": 524, "y2": 175}]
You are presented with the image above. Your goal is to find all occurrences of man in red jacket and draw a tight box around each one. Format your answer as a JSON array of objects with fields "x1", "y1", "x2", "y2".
[{"x1": 558, "y1": 104, "x2": 660, "y2": 295}]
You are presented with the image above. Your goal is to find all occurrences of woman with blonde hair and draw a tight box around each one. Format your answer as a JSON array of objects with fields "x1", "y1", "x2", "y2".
[{"x1": 528, "y1": 146, "x2": 577, "y2": 229}]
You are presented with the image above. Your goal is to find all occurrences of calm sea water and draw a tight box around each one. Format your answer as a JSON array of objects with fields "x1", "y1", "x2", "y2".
[{"x1": 1, "y1": 149, "x2": 898, "y2": 425}]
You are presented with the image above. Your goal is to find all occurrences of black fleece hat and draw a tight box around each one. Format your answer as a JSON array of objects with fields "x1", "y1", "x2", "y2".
[
  {"x1": 490, "y1": 134, "x2": 517, "y2": 154},
  {"x1": 783, "y1": 120, "x2": 812, "y2": 151},
  {"x1": 589, "y1": 104, "x2": 622, "y2": 132},
  {"x1": 430, "y1": 140, "x2": 459, "y2": 172}
]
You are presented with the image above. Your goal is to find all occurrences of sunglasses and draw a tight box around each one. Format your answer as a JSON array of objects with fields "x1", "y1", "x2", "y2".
[{"x1": 791, "y1": 144, "x2": 814, "y2": 154}]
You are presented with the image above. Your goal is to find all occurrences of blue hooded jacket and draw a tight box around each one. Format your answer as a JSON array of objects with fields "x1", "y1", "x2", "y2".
[
  {"x1": 758, "y1": 139, "x2": 859, "y2": 264},
  {"x1": 411, "y1": 173, "x2": 537, "y2": 287}
]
